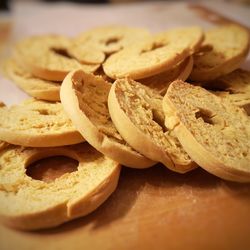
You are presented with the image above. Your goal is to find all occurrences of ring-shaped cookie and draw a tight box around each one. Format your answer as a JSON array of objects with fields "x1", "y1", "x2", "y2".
[
  {"x1": 75, "y1": 26, "x2": 151, "y2": 54},
  {"x1": 14, "y1": 35, "x2": 100, "y2": 81},
  {"x1": 103, "y1": 27, "x2": 203, "y2": 79},
  {"x1": 60, "y1": 70, "x2": 156, "y2": 168},
  {"x1": 108, "y1": 78, "x2": 197, "y2": 173},
  {"x1": 0, "y1": 99, "x2": 84, "y2": 147},
  {"x1": 163, "y1": 80, "x2": 250, "y2": 182},
  {"x1": 4, "y1": 58, "x2": 60, "y2": 101},
  {"x1": 0, "y1": 143, "x2": 121, "y2": 230},
  {"x1": 190, "y1": 25, "x2": 250, "y2": 81}
]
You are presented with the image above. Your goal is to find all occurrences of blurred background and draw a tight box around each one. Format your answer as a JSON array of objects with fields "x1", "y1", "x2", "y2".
[{"x1": 1, "y1": 0, "x2": 250, "y2": 11}]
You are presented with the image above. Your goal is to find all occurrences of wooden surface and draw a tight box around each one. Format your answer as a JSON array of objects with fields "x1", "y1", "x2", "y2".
[{"x1": 1, "y1": 164, "x2": 250, "y2": 250}]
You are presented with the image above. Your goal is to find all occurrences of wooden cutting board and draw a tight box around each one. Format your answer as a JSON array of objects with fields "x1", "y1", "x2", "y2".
[{"x1": 1, "y1": 163, "x2": 250, "y2": 250}]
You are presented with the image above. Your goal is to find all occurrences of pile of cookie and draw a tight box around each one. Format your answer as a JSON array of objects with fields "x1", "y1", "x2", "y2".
[{"x1": 0, "y1": 25, "x2": 249, "y2": 230}]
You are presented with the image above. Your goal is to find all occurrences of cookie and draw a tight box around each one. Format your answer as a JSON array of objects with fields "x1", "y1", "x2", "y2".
[
  {"x1": 3, "y1": 58, "x2": 60, "y2": 101},
  {"x1": 0, "y1": 143, "x2": 120, "y2": 230},
  {"x1": 139, "y1": 56, "x2": 193, "y2": 95},
  {"x1": 14, "y1": 35, "x2": 100, "y2": 81},
  {"x1": 60, "y1": 70, "x2": 156, "y2": 168},
  {"x1": 103, "y1": 26, "x2": 203, "y2": 80},
  {"x1": 108, "y1": 78, "x2": 196, "y2": 173},
  {"x1": 190, "y1": 25, "x2": 250, "y2": 81},
  {"x1": 163, "y1": 80, "x2": 250, "y2": 182},
  {"x1": 0, "y1": 99, "x2": 84, "y2": 147},
  {"x1": 75, "y1": 25, "x2": 151, "y2": 54},
  {"x1": 209, "y1": 69, "x2": 250, "y2": 115},
  {"x1": 67, "y1": 41, "x2": 105, "y2": 65}
]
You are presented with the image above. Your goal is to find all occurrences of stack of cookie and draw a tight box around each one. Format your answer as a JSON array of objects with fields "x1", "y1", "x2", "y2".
[{"x1": 0, "y1": 24, "x2": 249, "y2": 231}]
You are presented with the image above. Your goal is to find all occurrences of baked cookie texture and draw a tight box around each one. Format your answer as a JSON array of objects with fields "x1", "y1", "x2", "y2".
[
  {"x1": 103, "y1": 27, "x2": 203, "y2": 80},
  {"x1": 14, "y1": 35, "x2": 100, "y2": 81},
  {"x1": 163, "y1": 80, "x2": 250, "y2": 182},
  {"x1": 3, "y1": 58, "x2": 60, "y2": 101},
  {"x1": 0, "y1": 143, "x2": 121, "y2": 230},
  {"x1": 0, "y1": 99, "x2": 84, "y2": 147},
  {"x1": 190, "y1": 25, "x2": 250, "y2": 81},
  {"x1": 108, "y1": 78, "x2": 196, "y2": 173},
  {"x1": 75, "y1": 25, "x2": 151, "y2": 54},
  {"x1": 139, "y1": 56, "x2": 193, "y2": 95},
  {"x1": 208, "y1": 69, "x2": 250, "y2": 115},
  {"x1": 60, "y1": 70, "x2": 155, "y2": 168}
]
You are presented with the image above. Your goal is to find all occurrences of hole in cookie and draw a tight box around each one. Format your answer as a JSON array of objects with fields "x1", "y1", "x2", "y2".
[
  {"x1": 36, "y1": 109, "x2": 49, "y2": 115},
  {"x1": 104, "y1": 37, "x2": 120, "y2": 46},
  {"x1": 141, "y1": 42, "x2": 165, "y2": 54},
  {"x1": 195, "y1": 44, "x2": 213, "y2": 56},
  {"x1": 26, "y1": 156, "x2": 78, "y2": 183},
  {"x1": 195, "y1": 108, "x2": 215, "y2": 125},
  {"x1": 152, "y1": 108, "x2": 168, "y2": 133},
  {"x1": 52, "y1": 48, "x2": 72, "y2": 59}
]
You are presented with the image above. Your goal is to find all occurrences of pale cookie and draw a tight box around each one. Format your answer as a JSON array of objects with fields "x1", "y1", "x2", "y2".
[
  {"x1": 4, "y1": 58, "x2": 60, "y2": 101},
  {"x1": 154, "y1": 26, "x2": 204, "y2": 53},
  {"x1": 14, "y1": 35, "x2": 100, "y2": 81},
  {"x1": 108, "y1": 78, "x2": 196, "y2": 173},
  {"x1": 194, "y1": 69, "x2": 250, "y2": 115},
  {"x1": 209, "y1": 69, "x2": 250, "y2": 115},
  {"x1": 75, "y1": 25, "x2": 151, "y2": 54},
  {"x1": 60, "y1": 70, "x2": 155, "y2": 168},
  {"x1": 67, "y1": 42, "x2": 105, "y2": 65},
  {"x1": 190, "y1": 25, "x2": 250, "y2": 81},
  {"x1": 0, "y1": 99, "x2": 84, "y2": 147},
  {"x1": 139, "y1": 56, "x2": 193, "y2": 95},
  {"x1": 103, "y1": 26, "x2": 203, "y2": 80},
  {"x1": 0, "y1": 143, "x2": 120, "y2": 230},
  {"x1": 163, "y1": 80, "x2": 250, "y2": 182}
]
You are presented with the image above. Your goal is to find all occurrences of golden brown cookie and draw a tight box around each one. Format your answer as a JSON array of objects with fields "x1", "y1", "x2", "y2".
[
  {"x1": 103, "y1": 27, "x2": 203, "y2": 80},
  {"x1": 14, "y1": 35, "x2": 100, "y2": 81},
  {"x1": 108, "y1": 78, "x2": 196, "y2": 173},
  {"x1": 0, "y1": 143, "x2": 120, "y2": 230},
  {"x1": 75, "y1": 25, "x2": 151, "y2": 54},
  {"x1": 196, "y1": 69, "x2": 250, "y2": 115},
  {"x1": 3, "y1": 58, "x2": 60, "y2": 101},
  {"x1": 139, "y1": 56, "x2": 193, "y2": 95},
  {"x1": 190, "y1": 25, "x2": 249, "y2": 81},
  {"x1": 0, "y1": 99, "x2": 84, "y2": 147},
  {"x1": 163, "y1": 80, "x2": 250, "y2": 182},
  {"x1": 60, "y1": 70, "x2": 156, "y2": 168}
]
